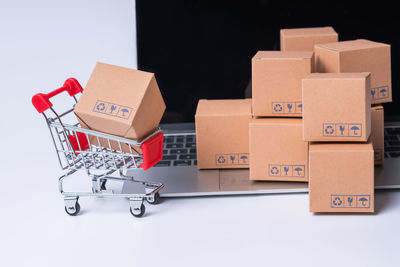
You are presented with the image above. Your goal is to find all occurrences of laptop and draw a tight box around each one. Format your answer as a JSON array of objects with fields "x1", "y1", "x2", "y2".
[
  {"x1": 122, "y1": 122, "x2": 400, "y2": 197},
  {"x1": 123, "y1": 2, "x2": 400, "y2": 197}
]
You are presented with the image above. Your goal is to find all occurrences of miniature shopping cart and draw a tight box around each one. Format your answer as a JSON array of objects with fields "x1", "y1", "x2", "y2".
[{"x1": 32, "y1": 78, "x2": 164, "y2": 217}]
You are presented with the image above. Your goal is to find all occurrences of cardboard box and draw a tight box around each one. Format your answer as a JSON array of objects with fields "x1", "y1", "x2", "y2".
[
  {"x1": 195, "y1": 99, "x2": 252, "y2": 169},
  {"x1": 302, "y1": 72, "x2": 371, "y2": 142},
  {"x1": 252, "y1": 51, "x2": 313, "y2": 117},
  {"x1": 371, "y1": 105, "x2": 384, "y2": 165},
  {"x1": 74, "y1": 62, "x2": 166, "y2": 152},
  {"x1": 280, "y1": 26, "x2": 338, "y2": 52},
  {"x1": 309, "y1": 141, "x2": 374, "y2": 213},
  {"x1": 314, "y1": 39, "x2": 392, "y2": 104},
  {"x1": 249, "y1": 118, "x2": 308, "y2": 182}
]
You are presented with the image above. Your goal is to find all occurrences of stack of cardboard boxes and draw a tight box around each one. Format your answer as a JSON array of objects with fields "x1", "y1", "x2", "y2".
[{"x1": 196, "y1": 26, "x2": 391, "y2": 213}]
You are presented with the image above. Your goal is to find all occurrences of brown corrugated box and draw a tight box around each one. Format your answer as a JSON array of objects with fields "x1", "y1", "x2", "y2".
[
  {"x1": 74, "y1": 62, "x2": 166, "y2": 152},
  {"x1": 302, "y1": 72, "x2": 371, "y2": 142},
  {"x1": 280, "y1": 26, "x2": 338, "y2": 52},
  {"x1": 249, "y1": 118, "x2": 308, "y2": 182},
  {"x1": 314, "y1": 39, "x2": 392, "y2": 104},
  {"x1": 252, "y1": 51, "x2": 313, "y2": 117},
  {"x1": 195, "y1": 99, "x2": 252, "y2": 169},
  {"x1": 309, "y1": 141, "x2": 374, "y2": 213},
  {"x1": 371, "y1": 105, "x2": 384, "y2": 165}
]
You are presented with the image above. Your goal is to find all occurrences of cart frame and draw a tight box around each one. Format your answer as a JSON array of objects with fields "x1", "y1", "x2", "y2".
[{"x1": 32, "y1": 78, "x2": 164, "y2": 217}]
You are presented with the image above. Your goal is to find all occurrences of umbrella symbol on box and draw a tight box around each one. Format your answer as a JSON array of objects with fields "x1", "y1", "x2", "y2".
[
  {"x1": 359, "y1": 197, "x2": 368, "y2": 206},
  {"x1": 120, "y1": 108, "x2": 129, "y2": 117},
  {"x1": 297, "y1": 104, "x2": 302, "y2": 112},
  {"x1": 294, "y1": 167, "x2": 303, "y2": 176},
  {"x1": 380, "y1": 88, "x2": 387, "y2": 96},
  {"x1": 240, "y1": 155, "x2": 248, "y2": 163},
  {"x1": 350, "y1": 126, "x2": 359, "y2": 135}
]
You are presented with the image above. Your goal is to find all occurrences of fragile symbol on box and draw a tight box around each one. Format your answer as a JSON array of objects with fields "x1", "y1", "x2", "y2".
[
  {"x1": 330, "y1": 194, "x2": 371, "y2": 208},
  {"x1": 268, "y1": 164, "x2": 305, "y2": 177},
  {"x1": 371, "y1": 86, "x2": 390, "y2": 100},
  {"x1": 272, "y1": 101, "x2": 302, "y2": 114},
  {"x1": 215, "y1": 153, "x2": 249, "y2": 165},
  {"x1": 93, "y1": 100, "x2": 133, "y2": 120},
  {"x1": 322, "y1": 123, "x2": 362, "y2": 137}
]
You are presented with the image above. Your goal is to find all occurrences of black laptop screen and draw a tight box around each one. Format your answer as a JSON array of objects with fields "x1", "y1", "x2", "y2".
[{"x1": 136, "y1": 0, "x2": 399, "y2": 123}]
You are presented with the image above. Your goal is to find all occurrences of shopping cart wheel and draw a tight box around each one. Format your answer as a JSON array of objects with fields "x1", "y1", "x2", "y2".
[
  {"x1": 130, "y1": 204, "x2": 145, "y2": 217},
  {"x1": 65, "y1": 202, "x2": 80, "y2": 216},
  {"x1": 146, "y1": 192, "x2": 160, "y2": 205}
]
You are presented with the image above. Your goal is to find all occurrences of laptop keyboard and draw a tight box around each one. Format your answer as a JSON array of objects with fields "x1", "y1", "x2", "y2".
[
  {"x1": 155, "y1": 134, "x2": 197, "y2": 167},
  {"x1": 155, "y1": 125, "x2": 400, "y2": 167},
  {"x1": 385, "y1": 126, "x2": 400, "y2": 158}
]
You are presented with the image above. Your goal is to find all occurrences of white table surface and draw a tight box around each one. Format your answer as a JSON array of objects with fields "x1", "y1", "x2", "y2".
[{"x1": 1, "y1": 1, "x2": 400, "y2": 266}]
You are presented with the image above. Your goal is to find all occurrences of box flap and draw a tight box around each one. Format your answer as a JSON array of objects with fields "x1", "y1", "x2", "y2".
[
  {"x1": 305, "y1": 72, "x2": 370, "y2": 80},
  {"x1": 250, "y1": 117, "x2": 302, "y2": 126},
  {"x1": 253, "y1": 51, "x2": 313, "y2": 60},
  {"x1": 310, "y1": 141, "x2": 373, "y2": 152},
  {"x1": 281, "y1": 26, "x2": 337, "y2": 37},
  {"x1": 316, "y1": 39, "x2": 390, "y2": 52}
]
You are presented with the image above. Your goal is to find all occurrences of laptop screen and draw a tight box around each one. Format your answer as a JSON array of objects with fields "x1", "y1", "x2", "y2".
[{"x1": 136, "y1": 1, "x2": 398, "y2": 123}]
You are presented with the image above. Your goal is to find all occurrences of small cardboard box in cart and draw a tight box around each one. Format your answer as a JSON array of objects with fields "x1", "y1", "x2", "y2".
[{"x1": 74, "y1": 62, "x2": 166, "y2": 153}]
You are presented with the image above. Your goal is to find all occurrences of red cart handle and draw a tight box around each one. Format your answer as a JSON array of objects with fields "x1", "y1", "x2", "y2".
[
  {"x1": 32, "y1": 78, "x2": 83, "y2": 113},
  {"x1": 140, "y1": 132, "x2": 164, "y2": 170}
]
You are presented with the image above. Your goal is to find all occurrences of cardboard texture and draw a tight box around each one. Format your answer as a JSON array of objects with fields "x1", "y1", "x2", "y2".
[
  {"x1": 74, "y1": 62, "x2": 166, "y2": 153},
  {"x1": 280, "y1": 26, "x2": 338, "y2": 52},
  {"x1": 302, "y1": 73, "x2": 371, "y2": 142},
  {"x1": 371, "y1": 105, "x2": 384, "y2": 165},
  {"x1": 195, "y1": 99, "x2": 252, "y2": 169},
  {"x1": 252, "y1": 51, "x2": 314, "y2": 117},
  {"x1": 309, "y1": 142, "x2": 374, "y2": 213},
  {"x1": 249, "y1": 118, "x2": 308, "y2": 182},
  {"x1": 314, "y1": 39, "x2": 392, "y2": 104}
]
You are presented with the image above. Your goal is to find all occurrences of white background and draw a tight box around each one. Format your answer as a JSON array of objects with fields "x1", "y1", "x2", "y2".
[{"x1": 1, "y1": 1, "x2": 400, "y2": 266}]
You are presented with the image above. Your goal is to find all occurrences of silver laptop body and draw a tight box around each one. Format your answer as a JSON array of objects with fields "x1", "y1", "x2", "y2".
[{"x1": 123, "y1": 122, "x2": 400, "y2": 197}]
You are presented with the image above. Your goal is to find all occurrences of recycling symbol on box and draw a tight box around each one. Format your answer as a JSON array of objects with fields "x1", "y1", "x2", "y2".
[
  {"x1": 96, "y1": 103, "x2": 106, "y2": 111},
  {"x1": 273, "y1": 104, "x2": 283, "y2": 112},
  {"x1": 325, "y1": 125, "x2": 334, "y2": 135},
  {"x1": 270, "y1": 166, "x2": 279, "y2": 175},
  {"x1": 217, "y1": 155, "x2": 226, "y2": 164},
  {"x1": 332, "y1": 197, "x2": 342, "y2": 206}
]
